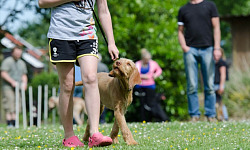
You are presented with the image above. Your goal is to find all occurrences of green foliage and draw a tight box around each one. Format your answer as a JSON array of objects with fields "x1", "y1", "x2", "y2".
[
  {"x1": 223, "y1": 67, "x2": 250, "y2": 119},
  {"x1": 18, "y1": 20, "x2": 50, "y2": 48},
  {"x1": 28, "y1": 72, "x2": 59, "y2": 99},
  {"x1": 212, "y1": 0, "x2": 250, "y2": 16}
]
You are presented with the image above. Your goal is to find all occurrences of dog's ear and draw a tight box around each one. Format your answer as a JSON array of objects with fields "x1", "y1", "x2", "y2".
[
  {"x1": 109, "y1": 70, "x2": 115, "y2": 77},
  {"x1": 129, "y1": 68, "x2": 141, "y2": 89}
]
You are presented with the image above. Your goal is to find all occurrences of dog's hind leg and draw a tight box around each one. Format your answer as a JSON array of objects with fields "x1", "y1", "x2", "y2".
[
  {"x1": 114, "y1": 110, "x2": 138, "y2": 145},
  {"x1": 100, "y1": 104, "x2": 105, "y2": 115},
  {"x1": 110, "y1": 119, "x2": 119, "y2": 144},
  {"x1": 82, "y1": 119, "x2": 90, "y2": 141}
]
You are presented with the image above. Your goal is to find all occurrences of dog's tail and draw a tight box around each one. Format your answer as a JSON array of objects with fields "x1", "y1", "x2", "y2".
[{"x1": 75, "y1": 81, "x2": 83, "y2": 86}]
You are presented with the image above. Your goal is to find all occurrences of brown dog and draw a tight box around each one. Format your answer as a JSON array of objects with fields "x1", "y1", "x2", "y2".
[
  {"x1": 48, "y1": 96, "x2": 87, "y2": 125},
  {"x1": 76, "y1": 58, "x2": 141, "y2": 145}
]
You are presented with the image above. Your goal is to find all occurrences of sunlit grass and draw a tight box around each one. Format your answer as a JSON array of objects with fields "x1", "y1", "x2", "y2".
[{"x1": 0, "y1": 121, "x2": 249, "y2": 149}]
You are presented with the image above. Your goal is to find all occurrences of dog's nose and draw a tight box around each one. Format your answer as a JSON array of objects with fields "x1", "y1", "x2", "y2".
[{"x1": 116, "y1": 61, "x2": 121, "y2": 66}]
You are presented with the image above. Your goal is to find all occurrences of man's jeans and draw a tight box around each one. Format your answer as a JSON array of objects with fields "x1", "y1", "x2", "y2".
[{"x1": 184, "y1": 46, "x2": 216, "y2": 118}]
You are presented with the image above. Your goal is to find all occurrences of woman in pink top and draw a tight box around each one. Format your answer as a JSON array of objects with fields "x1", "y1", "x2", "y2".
[{"x1": 135, "y1": 48, "x2": 162, "y2": 122}]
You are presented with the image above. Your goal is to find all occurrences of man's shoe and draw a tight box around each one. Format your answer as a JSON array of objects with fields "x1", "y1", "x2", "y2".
[
  {"x1": 190, "y1": 116, "x2": 199, "y2": 122},
  {"x1": 88, "y1": 132, "x2": 112, "y2": 148},
  {"x1": 207, "y1": 117, "x2": 217, "y2": 122}
]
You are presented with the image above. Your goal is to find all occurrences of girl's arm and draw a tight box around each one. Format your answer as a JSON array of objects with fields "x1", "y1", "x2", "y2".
[
  {"x1": 218, "y1": 66, "x2": 226, "y2": 94},
  {"x1": 97, "y1": 0, "x2": 119, "y2": 60},
  {"x1": 38, "y1": 0, "x2": 79, "y2": 8}
]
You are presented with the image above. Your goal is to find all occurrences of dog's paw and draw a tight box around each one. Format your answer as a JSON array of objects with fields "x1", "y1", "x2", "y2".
[
  {"x1": 112, "y1": 137, "x2": 119, "y2": 144},
  {"x1": 82, "y1": 135, "x2": 89, "y2": 142},
  {"x1": 127, "y1": 140, "x2": 138, "y2": 145}
]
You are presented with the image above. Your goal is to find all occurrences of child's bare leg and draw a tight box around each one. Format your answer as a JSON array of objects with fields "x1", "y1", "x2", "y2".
[
  {"x1": 78, "y1": 56, "x2": 100, "y2": 136},
  {"x1": 56, "y1": 62, "x2": 75, "y2": 139}
]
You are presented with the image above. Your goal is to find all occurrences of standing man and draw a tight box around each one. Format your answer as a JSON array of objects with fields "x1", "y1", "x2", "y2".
[
  {"x1": 178, "y1": 0, "x2": 221, "y2": 121},
  {"x1": 1, "y1": 46, "x2": 28, "y2": 127}
]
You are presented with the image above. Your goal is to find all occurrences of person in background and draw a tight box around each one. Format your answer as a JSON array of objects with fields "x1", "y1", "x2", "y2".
[
  {"x1": 135, "y1": 48, "x2": 162, "y2": 122},
  {"x1": 97, "y1": 53, "x2": 109, "y2": 124},
  {"x1": 38, "y1": 0, "x2": 119, "y2": 148},
  {"x1": 72, "y1": 65, "x2": 83, "y2": 125},
  {"x1": 214, "y1": 48, "x2": 229, "y2": 121},
  {"x1": 178, "y1": 0, "x2": 221, "y2": 122},
  {"x1": 152, "y1": 93, "x2": 170, "y2": 122},
  {"x1": 1, "y1": 46, "x2": 28, "y2": 127}
]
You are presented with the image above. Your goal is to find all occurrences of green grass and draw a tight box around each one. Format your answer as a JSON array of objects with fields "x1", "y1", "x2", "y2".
[{"x1": 0, "y1": 121, "x2": 249, "y2": 150}]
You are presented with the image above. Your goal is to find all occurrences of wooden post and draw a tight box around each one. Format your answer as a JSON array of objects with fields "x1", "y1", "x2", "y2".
[
  {"x1": 29, "y1": 86, "x2": 33, "y2": 127},
  {"x1": 15, "y1": 83, "x2": 19, "y2": 128},
  {"x1": 44, "y1": 85, "x2": 48, "y2": 125},
  {"x1": 21, "y1": 86, "x2": 27, "y2": 128},
  {"x1": 37, "y1": 85, "x2": 42, "y2": 127}
]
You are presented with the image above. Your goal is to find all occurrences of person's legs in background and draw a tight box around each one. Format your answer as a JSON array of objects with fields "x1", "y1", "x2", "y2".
[
  {"x1": 184, "y1": 47, "x2": 200, "y2": 120},
  {"x1": 151, "y1": 93, "x2": 170, "y2": 122},
  {"x1": 215, "y1": 91, "x2": 224, "y2": 121},
  {"x1": 222, "y1": 104, "x2": 229, "y2": 121},
  {"x1": 2, "y1": 88, "x2": 16, "y2": 127},
  {"x1": 144, "y1": 88, "x2": 157, "y2": 122},
  {"x1": 73, "y1": 86, "x2": 83, "y2": 98},
  {"x1": 200, "y1": 46, "x2": 216, "y2": 120},
  {"x1": 138, "y1": 88, "x2": 147, "y2": 122},
  {"x1": 99, "y1": 107, "x2": 107, "y2": 124}
]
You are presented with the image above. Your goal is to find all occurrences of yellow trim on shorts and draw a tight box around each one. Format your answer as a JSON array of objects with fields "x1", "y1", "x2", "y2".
[
  {"x1": 48, "y1": 38, "x2": 76, "y2": 63},
  {"x1": 77, "y1": 54, "x2": 99, "y2": 59}
]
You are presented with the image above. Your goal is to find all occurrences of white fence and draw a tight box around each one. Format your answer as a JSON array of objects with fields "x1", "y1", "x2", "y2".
[{"x1": 15, "y1": 83, "x2": 57, "y2": 128}]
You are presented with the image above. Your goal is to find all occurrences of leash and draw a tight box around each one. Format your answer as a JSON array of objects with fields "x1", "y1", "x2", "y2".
[{"x1": 86, "y1": 0, "x2": 109, "y2": 46}]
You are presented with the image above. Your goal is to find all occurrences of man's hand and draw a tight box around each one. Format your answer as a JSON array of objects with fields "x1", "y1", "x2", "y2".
[
  {"x1": 11, "y1": 81, "x2": 17, "y2": 88},
  {"x1": 182, "y1": 45, "x2": 190, "y2": 53},
  {"x1": 22, "y1": 82, "x2": 28, "y2": 90},
  {"x1": 108, "y1": 44, "x2": 119, "y2": 61}
]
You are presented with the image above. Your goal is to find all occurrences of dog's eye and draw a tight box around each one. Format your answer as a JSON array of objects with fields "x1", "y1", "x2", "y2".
[{"x1": 127, "y1": 63, "x2": 131, "y2": 66}]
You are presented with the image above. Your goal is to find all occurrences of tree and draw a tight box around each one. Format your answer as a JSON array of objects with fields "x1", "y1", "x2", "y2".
[
  {"x1": 0, "y1": 0, "x2": 38, "y2": 31},
  {"x1": 212, "y1": 0, "x2": 250, "y2": 16}
]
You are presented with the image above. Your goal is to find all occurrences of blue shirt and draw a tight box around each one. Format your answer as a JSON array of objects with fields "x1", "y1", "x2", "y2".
[{"x1": 75, "y1": 65, "x2": 82, "y2": 82}]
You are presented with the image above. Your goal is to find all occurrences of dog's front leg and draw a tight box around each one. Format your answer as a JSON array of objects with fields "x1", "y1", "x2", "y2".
[
  {"x1": 114, "y1": 110, "x2": 138, "y2": 145},
  {"x1": 110, "y1": 119, "x2": 119, "y2": 144}
]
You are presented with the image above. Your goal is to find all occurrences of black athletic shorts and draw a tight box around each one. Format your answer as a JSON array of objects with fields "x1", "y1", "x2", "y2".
[{"x1": 48, "y1": 39, "x2": 98, "y2": 65}]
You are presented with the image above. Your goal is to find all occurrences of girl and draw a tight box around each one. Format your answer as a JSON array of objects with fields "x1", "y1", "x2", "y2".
[{"x1": 38, "y1": 0, "x2": 119, "y2": 147}]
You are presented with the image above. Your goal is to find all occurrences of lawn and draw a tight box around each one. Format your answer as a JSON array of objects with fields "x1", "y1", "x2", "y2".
[{"x1": 0, "y1": 121, "x2": 249, "y2": 149}]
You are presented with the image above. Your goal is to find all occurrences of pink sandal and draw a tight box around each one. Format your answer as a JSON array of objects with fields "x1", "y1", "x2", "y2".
[
  {"x1": 62, "y1": 136, "x2": 84, "y2": 147},
  {"x1": 88, "y1": 132, "x2": 113, "y2": 148}
]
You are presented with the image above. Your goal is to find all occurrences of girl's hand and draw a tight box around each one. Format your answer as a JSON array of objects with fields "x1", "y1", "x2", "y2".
[
  {"x1": 218, "y1": 87, "x2": 224, "y2": 95},
  {"x1": 108, "y1": 44, "x2": 119, "y2": 61}
]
